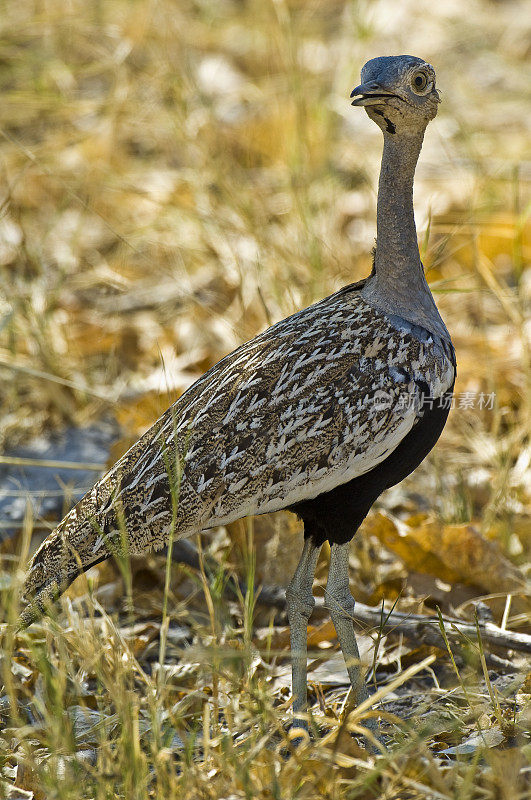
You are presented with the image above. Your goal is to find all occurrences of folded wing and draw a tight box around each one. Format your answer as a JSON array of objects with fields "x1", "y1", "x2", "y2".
[{"x1": 20, "y1": 288, "x2": 454, "y2": 622}]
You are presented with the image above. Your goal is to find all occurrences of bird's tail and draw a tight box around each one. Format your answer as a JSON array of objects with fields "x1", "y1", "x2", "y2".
[
  {"x1": 17, "y1": 411, "x2": 190, "y2": 627},
  {"x1": 18, "y1": 471, "x2": 125, "y2": 627}
]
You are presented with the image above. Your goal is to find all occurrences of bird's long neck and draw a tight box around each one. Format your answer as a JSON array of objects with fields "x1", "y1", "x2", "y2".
[
  {"x1": 375, "y1": 131, "x2": 424, "y2": 280},
  {"x1": 361, "y1": 129, "x2": 451, "y2": 341}
]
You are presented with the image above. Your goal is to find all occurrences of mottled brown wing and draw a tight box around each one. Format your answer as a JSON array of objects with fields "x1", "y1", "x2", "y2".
[
  {"x1": 20, "y1": 288, "x2": 454, "y2": 621},
  {"x1": 77, "y1": 289, "x2": 452, "y2": 556}
]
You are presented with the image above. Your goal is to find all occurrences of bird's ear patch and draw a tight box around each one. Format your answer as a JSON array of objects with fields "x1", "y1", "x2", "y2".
[{"x1": 372, "y1": 108, "x2": 396, "y2": 134}]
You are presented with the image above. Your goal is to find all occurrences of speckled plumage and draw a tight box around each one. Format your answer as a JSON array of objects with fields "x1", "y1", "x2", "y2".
[
  {"x1": 21, "y1": 283, "x2": 454, "y2": 615},
  {"x1": 20, "y1": 58, "x2": 456, "y2": 742}
]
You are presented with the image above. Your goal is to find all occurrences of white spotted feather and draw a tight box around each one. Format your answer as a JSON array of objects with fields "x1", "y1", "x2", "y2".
[{"x1": 27, "y1": 284, "x2": 454, "y2": 576}]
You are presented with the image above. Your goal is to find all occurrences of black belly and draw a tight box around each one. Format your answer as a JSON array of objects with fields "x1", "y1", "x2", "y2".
[{"x1": 288, "y1": 389, "x2": 453, "y2": 546}]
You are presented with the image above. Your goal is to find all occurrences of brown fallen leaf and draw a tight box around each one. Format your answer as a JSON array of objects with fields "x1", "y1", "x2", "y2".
[
  {"x1": 253, "y1": 624, "x2": 292, "y2": 654},
  {"x1": 364, "y1": 512, "x2": 525, "y2": 594},
  {"x1": 307, "y1": 619, "x2": 336, "y2": 649},
  {"x1": 227, "y1": 511, "x2": 304, "y2": 587},
  {"x1": 0, "y1": 783, "x2": 34, "y2": 799},
  {"x1": 256, "y1": 620, "x2": 340, "y2": 662}
]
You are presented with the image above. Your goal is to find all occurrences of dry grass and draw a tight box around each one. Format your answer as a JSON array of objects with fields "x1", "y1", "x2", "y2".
[{"x1": 0, "y1": 0, "x2": 530, "y2": 797}]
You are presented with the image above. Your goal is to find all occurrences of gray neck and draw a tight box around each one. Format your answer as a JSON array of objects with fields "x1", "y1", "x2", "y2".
[{"x1": 361, "y1": 130, "x2": 451, "y2": 342}]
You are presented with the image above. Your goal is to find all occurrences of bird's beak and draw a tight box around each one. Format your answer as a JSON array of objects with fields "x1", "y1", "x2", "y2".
[{"x1": 350, "y1": 82, "x2": 398, "y2": 106}]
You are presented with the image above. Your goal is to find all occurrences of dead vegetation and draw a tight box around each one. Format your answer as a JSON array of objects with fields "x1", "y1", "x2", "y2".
[{"x1": 0, "y1": 0, "x2": 529, "y2": 797}]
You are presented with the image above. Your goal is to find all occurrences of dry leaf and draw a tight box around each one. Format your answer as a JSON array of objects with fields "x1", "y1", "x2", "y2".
[
  {"x1": 227, "y1": 511, "x2": 304, "y2": 586},
  {"x1": 364, "y1": 512, "x2": 525, "y2": 593},
  {"x1": 441, "y1": 726, "x2": 505, "y2": 755},
  {"x1": 0, "y1": 783, "x2": 34, "y2": 800}
]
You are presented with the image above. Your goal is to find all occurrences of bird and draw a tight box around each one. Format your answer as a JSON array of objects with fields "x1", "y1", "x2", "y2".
[{"x1": 19, "y1": 55, "x2": 455, "y2": 740}]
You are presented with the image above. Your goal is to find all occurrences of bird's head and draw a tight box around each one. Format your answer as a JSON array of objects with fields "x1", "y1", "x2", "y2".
[{"x1": 350, "y1": 55, "x2": 439, "y2": 135}]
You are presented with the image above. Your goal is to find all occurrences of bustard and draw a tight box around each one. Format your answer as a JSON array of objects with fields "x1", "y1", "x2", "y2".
[{"x1": 19, "y1": 55, "x2": 455, "y2": 739}]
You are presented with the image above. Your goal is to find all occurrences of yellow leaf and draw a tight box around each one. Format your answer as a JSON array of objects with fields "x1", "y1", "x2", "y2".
[{"x1": 364, "y1": 513, "x2": 525, "y2": 593}]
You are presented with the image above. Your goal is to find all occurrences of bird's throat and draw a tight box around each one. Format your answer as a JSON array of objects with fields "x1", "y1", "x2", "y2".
[
  {"x1": 361, "y1": 129, "x2": 450, "y2": 341},
  {"x1": 375, "y1": 130, "x2": 424, "y2": 283}
]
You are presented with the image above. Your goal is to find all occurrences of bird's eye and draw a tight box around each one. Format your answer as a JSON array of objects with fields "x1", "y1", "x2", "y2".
[{"x1": 411, "y1": 71, "x2": 429, "y2": 93}]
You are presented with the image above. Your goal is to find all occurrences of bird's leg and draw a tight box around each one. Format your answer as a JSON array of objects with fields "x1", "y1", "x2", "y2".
[
  {"x1": 325, "y1": 542, "x2": 379, "y2": 739},
  {"x1": 285, "y1": 536, "x2": 321, "y2": 736}
]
